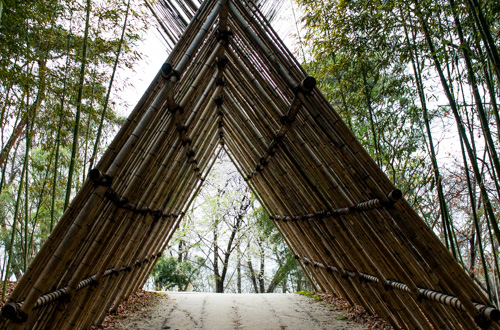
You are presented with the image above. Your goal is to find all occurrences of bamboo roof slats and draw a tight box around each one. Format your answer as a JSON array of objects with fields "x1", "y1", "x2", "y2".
[{"x1": 2, "y1": 0, "x2": 499, "y2": 328}]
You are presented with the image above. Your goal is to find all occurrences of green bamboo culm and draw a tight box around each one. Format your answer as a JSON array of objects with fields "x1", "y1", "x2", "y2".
[
  {"x1": 64, "y1": 0, "x2": 91, "y2": 211},
  {"x1": 459, "y1": 133, "x2": 493, "y2": 301},
  {"x1": 449, "y1": 0, "x2": 500, "y2": 193},
  {"x1": 89, "y1": 0, "x2": 131, "y2": 171},
  {"x1": 415, "y1": 2, "x2": 500, "y2": 247},
  {"x1": 50, "y1": 9, "x2": 73, "y2": 232},
  {"x1": 472, "y1": 25, "x2": 500, "y2": 141},
  {"x1": 465, "y1": 0, "x2": 500, "y2": 84},
  {"x1": 403, "y1": 20, "x2": 454, "y2": 255},
  {"x1": 2, "y1": 116, "x2": 33, "y2": 300},
  {"x1": 50, "y1": 103, "x2": 65, "y2": 231},
  {"x1": 24, "y1": 134, "x2": 29, "y2": 272},
  {"x1": 484, "y1": 205, "x2": 500, "y2": 308}
]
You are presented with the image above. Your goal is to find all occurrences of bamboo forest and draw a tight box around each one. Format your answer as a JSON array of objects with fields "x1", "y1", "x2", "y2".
[{"x1": 0, "y1": 0, "x2": 499, "y2": 328}]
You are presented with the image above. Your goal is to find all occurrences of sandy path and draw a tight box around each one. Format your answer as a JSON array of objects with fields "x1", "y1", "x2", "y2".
[{"x1": 120, "y1": 292, "x2": 366, "y2": 329}]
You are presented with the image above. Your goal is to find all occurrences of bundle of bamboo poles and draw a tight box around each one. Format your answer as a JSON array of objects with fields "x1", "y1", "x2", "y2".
[{"x1": 1, "y1": 0, "x2": 499, "y2": 329}]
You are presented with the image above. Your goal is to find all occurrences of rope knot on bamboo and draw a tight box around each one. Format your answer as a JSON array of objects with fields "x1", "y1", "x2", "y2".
[
  {"x1": 151, "y1": 208, "x2": 163, "y2": 219},
  {"x1": 293, "y1": 76, "x2": 316, "y2": 95},
  {"x1": 160, "y1": 62, "x2": 173, "y2": 79},
  {"x1": 89, "y1": 169, "x2": 112, "y2": 187},
  {"x1": 216, "y1": 29, "x2": 233, "y2": 44},
  {"x1": 279, "y1": 115, "x2": 289, "y2": 125},
  {"x1": 217, "y1": 56, "x2": 228, "y2": 69},
  {"x1": 215, "y1": 96, "x2": 224, "y2": 106},
  {"x1": 474, "y1": 314, "x2": 492, "y2": 329},
  {"x1": 2, "y1": 303, "x2": 28, "y2": 323},
  {"x1": 216, "y1": 78, "x2": 225, "y2": 86},
  {"x1": 383, "y1": 281, "x2": 394, "y2": 292},
  {"x1": 160, "y1": 62, "x2": 179, "y2": 80},
  {"x1": 177, "y1": 125, "x2": 188, "y2": 133},
  {"x1": 171, "y1": 104, "x2": 184, "y2": 114}
]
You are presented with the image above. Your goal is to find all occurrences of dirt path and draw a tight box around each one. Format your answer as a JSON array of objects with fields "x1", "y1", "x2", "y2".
[{"x1": 119, "y1": 292, "x2": 366, "y2": 329}]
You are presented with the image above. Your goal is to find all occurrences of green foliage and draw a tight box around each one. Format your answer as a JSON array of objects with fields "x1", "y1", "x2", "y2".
[
  {"x1": 152, "y1": 256, "x2": 203, "y2": 291},
  {"x1": 296, "y1": 291, "x2": 320, "y2": 300},
  {"x1": 296, "y1": 0, "x2": 438, "y2": 223},
  {"x1": 0, "y1": 0, "x2": 151, "y2": 283},
  {"x1": 296, "y1": 0, "x2": 500, "y2": 302}
]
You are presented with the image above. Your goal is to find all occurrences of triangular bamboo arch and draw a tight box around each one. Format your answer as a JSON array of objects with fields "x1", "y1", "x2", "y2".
[{"x1": 2, "y1": 0, "x2": 499, "y2": 328}]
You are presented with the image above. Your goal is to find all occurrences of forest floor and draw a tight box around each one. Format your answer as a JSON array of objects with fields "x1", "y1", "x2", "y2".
[{"x1": 97, "y1": 291, "x2": 392, "y2": 329}]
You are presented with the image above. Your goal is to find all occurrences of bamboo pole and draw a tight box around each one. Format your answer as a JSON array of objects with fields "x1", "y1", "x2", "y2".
[{"x1": 3, "y1": 0, "x2": 499, "y2": 328}]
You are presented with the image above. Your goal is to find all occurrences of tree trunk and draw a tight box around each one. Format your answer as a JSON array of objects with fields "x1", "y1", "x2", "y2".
[
  {"x1": 237, "y1": 246, "x2": 241, "y2": 293},
  {"x1": 248, "y1": 258, "x2": 259, "y2": 293},
  {"x1": 216, "y1": 279, "x2": 224, "y2": 293},
  {"x1": 466, "y1": 0, "x2": 500, "y2": 84},
  {"x1": 0, "y1": 59, "x2": 47, "y2": 170},
  {"x1": 403, "y1": 21, "x2": 455, "y2": 255},
  {"x1": 450, "y1": 0, "x2": 500, "y2": 190},
  {"x1": 89, "y1": 0, "x2": 131, "y2": 170},
  {"x1": 362, "y1": 72, "x2": 381, "y2": 168},
  {"x1": 178, "y1": 239, "x2": 184, "y2": 262},
  {"x1": 213, "y1": 224, "x2": 221, "y2": 292},
  {"x1": 258, "y1": 240, "x2": 265, "y2": 293},
  {"x1": 64, "y1": 0, "x2": 91, "y2": 210},
  {"x1": 2, "y1": 113, "x2": 33, "y2": 300}
]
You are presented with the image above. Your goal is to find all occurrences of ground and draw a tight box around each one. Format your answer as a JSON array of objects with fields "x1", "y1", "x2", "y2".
[
  {"x1": 0, "y1": 283, "x2": 392, "y2": 329},
  {"x1": 98, "y1": 291, "x2": 392, "y2": 329}
]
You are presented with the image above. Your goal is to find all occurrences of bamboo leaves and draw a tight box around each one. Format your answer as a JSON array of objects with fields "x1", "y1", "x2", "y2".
[
  {"x1": 0, "y1": 0, "x2": 149, "y2": 292},
  {"x1": 297, "y1": 0, "x2": 500, "y2": 310}
]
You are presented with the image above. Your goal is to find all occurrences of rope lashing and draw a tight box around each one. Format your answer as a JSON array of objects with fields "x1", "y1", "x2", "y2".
[
  {"x1": 296, "y1": 255, "x2": 499, "y2": 322},
  {"x1": 271, "y1": 190, "x2": 403, "y2": 222},
  {"x1": 89, "y1": 169, "x2": 179, "y2": 221},
  {"x1": 2, "y1": 253, "x2": 162, "y2": 323}
]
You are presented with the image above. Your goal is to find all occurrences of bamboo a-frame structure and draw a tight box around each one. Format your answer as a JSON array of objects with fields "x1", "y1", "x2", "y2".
[{"x1": 2, "y1": 0, "x2": 499, "y2": 328}]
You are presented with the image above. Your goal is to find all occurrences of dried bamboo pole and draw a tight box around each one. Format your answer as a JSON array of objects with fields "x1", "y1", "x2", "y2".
[
  {"x1": 292, "y1": 100, "x2": 480, "y2": 322},
  {"x1": 5, "y1": 1, "x2": 499, "y2": 328},
  {"x1": 3, "y1": 1, "x2": 223, "y2": 323},
  {"x1": 280, "y1": 125, "x2": 458, "y2": 324},
  {"x1": 270, "y1": 142, "x2": 407, "y2": 326},
  {"x1": 254, "y1": 155, "x2": 416, "y2": 325},
  {"x1": 80, "y1": 141, "x2": 189, "y2": 326},
  {"x1": 232, "y1": 97, "x2": 428, "y2": 328},
  {"x1": 298, "y1": 67, "x2": 490, "y2": 314},
  {"x1": 83, "y1": 13, "x2": 224, "y2": 324}
]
